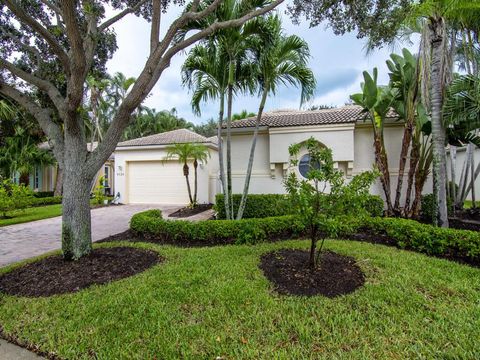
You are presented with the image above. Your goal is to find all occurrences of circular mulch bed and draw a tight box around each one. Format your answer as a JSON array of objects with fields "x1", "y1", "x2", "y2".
[
  {"x1": 0, "y1": 247, "x2": 160, "y2": 297},
  {"x1": 259, "y1": 249, "x2": 365, "y2": 298}
]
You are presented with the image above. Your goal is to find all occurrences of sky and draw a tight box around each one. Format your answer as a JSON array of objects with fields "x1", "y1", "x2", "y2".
[{"x1": 106, "y1": 3, "x2": 418, "y2": 125}]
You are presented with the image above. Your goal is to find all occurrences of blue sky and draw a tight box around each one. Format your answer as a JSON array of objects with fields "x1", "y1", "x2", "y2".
[{"x1": 107, "y1": 3, "x2": 417, "y2": 125}]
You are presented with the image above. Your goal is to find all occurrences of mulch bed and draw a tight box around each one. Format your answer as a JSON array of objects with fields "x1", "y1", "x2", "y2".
[
  {"x1": 0, "y1": 247, "x2": 160, "y2": 297},
  {"x1": 169, "y1": 203, "x2": 213, "y2": 218},
  {"x1": 259, "y1": 249, "x2": 365, "y2": 298}
]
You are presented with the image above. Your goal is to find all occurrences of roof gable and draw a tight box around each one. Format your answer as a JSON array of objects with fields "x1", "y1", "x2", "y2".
[{"x1": 117, "y1": 128, "x2": 211, "y2": 147}]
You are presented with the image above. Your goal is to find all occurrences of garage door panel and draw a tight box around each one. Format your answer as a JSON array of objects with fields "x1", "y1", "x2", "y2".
[{"x1": 128, "y1": 161, "x2": 190, "y2": 204}]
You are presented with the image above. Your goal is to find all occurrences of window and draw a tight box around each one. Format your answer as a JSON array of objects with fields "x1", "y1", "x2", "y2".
[
  {"x1": 104, "y1": 166, "x2": 109, "y2": 187},
  {"x1": 298, "y1": 154, "x2": 320, "y2": 178},
  {"x1": 34, "y1": 167, "x2": 40, "y2": 189}
]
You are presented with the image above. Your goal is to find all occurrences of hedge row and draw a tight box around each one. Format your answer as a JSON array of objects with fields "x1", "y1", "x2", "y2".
[
  {"x1": 130, "y1": 210, "x2": 480, "y2": 265},
  {"x1": 29, "y1": 196, "x2": 62, "y2": 207},
  {"x1": 130, "y1": 209, "x2": 304, "y2": 245},
  {"x1": 214, "y1": 193, "x2": 384, "y2": 219}
]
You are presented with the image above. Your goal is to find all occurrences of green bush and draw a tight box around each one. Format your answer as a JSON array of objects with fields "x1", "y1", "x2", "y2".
[
  {"x1": 215, "y1": 193, "x2": 384, "y2": 219},
  {"x1": 420, "y1": 194, "x2": 453, "y2": 223},
  {"x1": 29, "y1": 196, "x2": 63, "y2": 207},
  {"x1": 34, "y1": 191, "x2": 55, "y2": 198},
  {"x1": 130, "y1": 209, "x2": 304, "y2": 245},
  {"x1": 131, "y1": 210, "x2": 480, "y2": 264},
  {"x1": 0, "y1": 180, "x2": 34, "y2": 217},
  {"x1": 214, "y1": 194, "x2": 290, "y2": 219}
]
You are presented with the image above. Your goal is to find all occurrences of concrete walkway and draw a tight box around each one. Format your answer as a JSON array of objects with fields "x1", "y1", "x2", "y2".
[
  {"x1": 0, "y1": 339, "x2": 43, "y2": 360},
  {"x1": 0, "y1": 204, "x2": 180, "y2": 268}
]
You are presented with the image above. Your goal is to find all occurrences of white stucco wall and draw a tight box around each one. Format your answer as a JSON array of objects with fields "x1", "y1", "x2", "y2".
[
  {"x1": 114, "y1": 145, "x2": 218, "y2": 205},
  {"x1": 224, "y1": 122, "x2": 434, "y2": 206}
]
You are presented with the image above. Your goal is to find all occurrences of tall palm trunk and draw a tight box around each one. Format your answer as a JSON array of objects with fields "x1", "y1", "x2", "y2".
[
  {"x1": 183, "y1": 163, "x2": 193, "y2": 205},
  {"x1": 372, "y1": 117, "x2": 393, "y2": 214},
  {"x1": 429, "y1": 16, "x2": 449, "y2": 227},
  {"x1": 217, "y1": 94, "x2": 230, "y2": 219},
  {"x1": 226, "y1": 84, "x2": 234, "y2": 219},
  {"x1": 405, "y1": 133, "x2": 420, "y2": 216},
  {"x1": 236, "y1": 85, "x2": 269, "y2": 220},
  {"x1": 193, "y1": 158, "x2": 198, "y2": 205}
]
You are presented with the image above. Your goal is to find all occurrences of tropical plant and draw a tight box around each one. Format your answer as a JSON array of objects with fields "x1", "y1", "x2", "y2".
[
  {"x1": 284, "y1": 137, "x2": 378, "y2": 268},
  {"x1": 232, "y1": 110, "x2": 256, "y2": 120},
  {"x1": 236, "y1": 14, "x2": 316, "y2": 220},
  {"x1": 164, "y1": 143, "x2": 210, "y2": 207},
  {"x1": 350, "y1": 69, "x2": 396, "y2": 214},
  {"x1": 0, "y1": 179, "x2": 34, "y2": 218}
]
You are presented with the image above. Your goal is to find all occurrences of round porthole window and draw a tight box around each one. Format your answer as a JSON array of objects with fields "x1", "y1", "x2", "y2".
[{"x1": 298, "y1": 154, "x2": 321, "y2": 178}]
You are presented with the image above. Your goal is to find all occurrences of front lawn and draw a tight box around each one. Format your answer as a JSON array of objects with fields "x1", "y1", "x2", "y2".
[
  {"x1": 0, "y1": 204, "x2": 63, "y2": 227},
  {"x1": 0, "y1": 240, "x2": 479, "y2": 359}
]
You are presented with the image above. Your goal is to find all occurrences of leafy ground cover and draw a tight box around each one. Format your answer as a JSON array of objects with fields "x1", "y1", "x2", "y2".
[{"x1": 0, "y1": 239, "x2": 479, "y2": 359}]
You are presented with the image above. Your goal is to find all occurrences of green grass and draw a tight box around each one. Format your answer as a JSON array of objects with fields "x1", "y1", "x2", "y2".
[
  {"x1": 0, "y1": 240, "x2": 479, "y2": 359},
  {"x1": 0, "y1": 199, "x2": 114, "y2": 227},
  {"x1": 463, "y1": 200, "x2": 480, "y2": 209},
  {"x1": 0, "y1": 204, "x2": 63, "y2": 227}
]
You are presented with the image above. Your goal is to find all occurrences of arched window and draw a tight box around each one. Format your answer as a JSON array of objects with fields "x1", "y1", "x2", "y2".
[{"x1": 298, "y1": 154, "x2": 321, "y2": 178}]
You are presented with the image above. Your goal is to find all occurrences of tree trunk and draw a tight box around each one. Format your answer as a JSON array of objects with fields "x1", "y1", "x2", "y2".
[
  {"x1": 429, "y1": 17, "x2": 449, "y2": 227},
  {"x1": 449, "y1": 146, "x2": 457, "y2": 215},
  {"x1": 183, "y1": 163, "x2": 193, "y2": 205},
  {"x1": 54, "y1": 164, "x2": 64, "y2": 196},
  {"x1": 470, "y1": 145, "x2": 476, "y2": 207},
  {"x1": 309, "y1": 235, "x2": 317, "y2": 269},
  {"x1": 217, "y1": 94, "x2": 230, "y2": 220},
  {"x1": 405, "y1": 136, "x2": 420, "y2": 216},
  {"x1": 373, "y1": 133, "x2": 393, "y2": 214},
  {"x1": 394, "y1": 115, "x2": 414, "y2": 215},
  {"x1": 193, "y1": 159, "x2": 198, "y2": 205},
  {"x1": 236, "y1": 86, "x2": 268, "y2": 220},
  {"x1": 19, "y1": 172, "x2": 29, "y2": 186},
  {"x1": 62, "y1": 165, "x2": 92, "y2": 260},
  {"x1": 226, "y1": 84, "x2": 234, "y2": 219}
]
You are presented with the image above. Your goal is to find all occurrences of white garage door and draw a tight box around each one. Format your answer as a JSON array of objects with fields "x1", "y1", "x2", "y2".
[{"x1": 127, "y1": 161, "x2": 190, "y2": 204}]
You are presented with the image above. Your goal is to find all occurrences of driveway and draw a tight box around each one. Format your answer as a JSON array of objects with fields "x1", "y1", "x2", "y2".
[{"x1": 0, "y1": 204, "x2": 180, "y2": 268}]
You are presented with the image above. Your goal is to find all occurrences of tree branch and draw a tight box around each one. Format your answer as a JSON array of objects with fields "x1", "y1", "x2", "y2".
[
  {"x1": 39, "y1": 0, "x2": 62, "y2": 15},
  {"x1": 150, "y1": 0, "x2": 161, "y2": 53},
  {"x1": 3, "y1": 0, "x2": 70, "y2": 75},
  {"x1": 0, "y1": 59, "x2": 67, "y2": 117},
  {"x1": 99, "y1": 0, "x2": 149, "y2": 31},
  {"x1": 1, "y1": 29, "x2": 43, "y2": 67},
  {"x1": 0, "y1": 80, "x2": 65, "y2": 162}
]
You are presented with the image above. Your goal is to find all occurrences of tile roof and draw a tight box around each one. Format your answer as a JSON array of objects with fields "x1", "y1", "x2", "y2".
[
  {"x1": 117, "y1": 128, "x2": 214, "y2": 147},
  {"x1": 227, "y1": 105, "x2": 397, "y2": 129}
]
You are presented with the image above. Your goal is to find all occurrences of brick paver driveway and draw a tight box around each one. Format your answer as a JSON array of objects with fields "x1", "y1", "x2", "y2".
[{"x1": 0, "y1": 204, "x2": 180, "y2": 268}]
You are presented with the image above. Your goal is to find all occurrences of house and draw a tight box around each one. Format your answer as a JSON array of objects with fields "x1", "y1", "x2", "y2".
[
  {"x1": 114, "y1": 129, "x2": 219, "y2": 204},
  {"x1": 222, "y1": 105, "x2": 433, "y2": 202},
  {"x1": 19, "y1": 141, "x2": 115, "y2": 195}
]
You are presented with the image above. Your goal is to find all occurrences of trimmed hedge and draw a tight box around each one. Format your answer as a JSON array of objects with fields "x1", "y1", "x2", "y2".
[
  {"x1": 131, "y1": 210, "x2": 480, "y2": 265},
  {"x1": 29, "y1": 196, "x2": 62, "y2": 207},
  {"x1": 130, "y1": 209, "x2": 304, "y2": 245},
  {"x1": 215, "y1": 193, "x2": 384, "y2": 219},
  {"x1": 34, "y1": 191, "x2": 55, "y2": 198}
]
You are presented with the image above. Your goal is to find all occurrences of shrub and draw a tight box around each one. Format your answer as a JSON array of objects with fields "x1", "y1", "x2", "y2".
[
  {"x1": 215, "y1": 193, "x2": 384, "y2": 219},
  {"x1": 29, "y1": 196, "x2": 63, "y2": 207},
  {"x1": 420, "y1": 194, "x2": 452, "y2": 223},
  {"x1": 214, "y1": 194, "x2": 290, "y2": 219},
  {"x1": 130, "y1": 210, "x2": 304, "y2": 246},
  {"x1": 0, "y1": 180, "x2": 34, "y2": 217},
  {"x1": 34, "y1": 191, "x2": 55, "y2": 198}
]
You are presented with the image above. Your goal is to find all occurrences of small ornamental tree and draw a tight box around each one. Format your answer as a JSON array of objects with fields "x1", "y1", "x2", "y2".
[{"x1": 284, "y1": 137, "x2": 378, "y2": 269}]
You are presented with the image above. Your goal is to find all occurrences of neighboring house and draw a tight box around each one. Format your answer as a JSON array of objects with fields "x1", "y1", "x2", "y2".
[
  {"x1": 18, "y1": 141, "x2": 115, "y2": 194},
  {"x1": 222, "y1": 105, "x2": 433, "y2": 202},
  {"x1": 114, "y1": 129, "x2": 219, "y2": 205}
]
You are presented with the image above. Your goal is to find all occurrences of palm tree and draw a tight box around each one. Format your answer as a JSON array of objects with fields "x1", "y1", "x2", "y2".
[
  {"x1": 351, "y1": 69, "x2": 396, "y2": 214},
  {"x1": 164, "y1": 143, "x2": 210, "y2": 207},
  {"x1": 232, "y1": 110, "x2": 256, "y2": 120},
  {"x1": 182, "y1": 42, "x2": 231, "y2": 216},
  {"x1": 236, "y1": 14, "x2": 316, "y2": 220}
]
